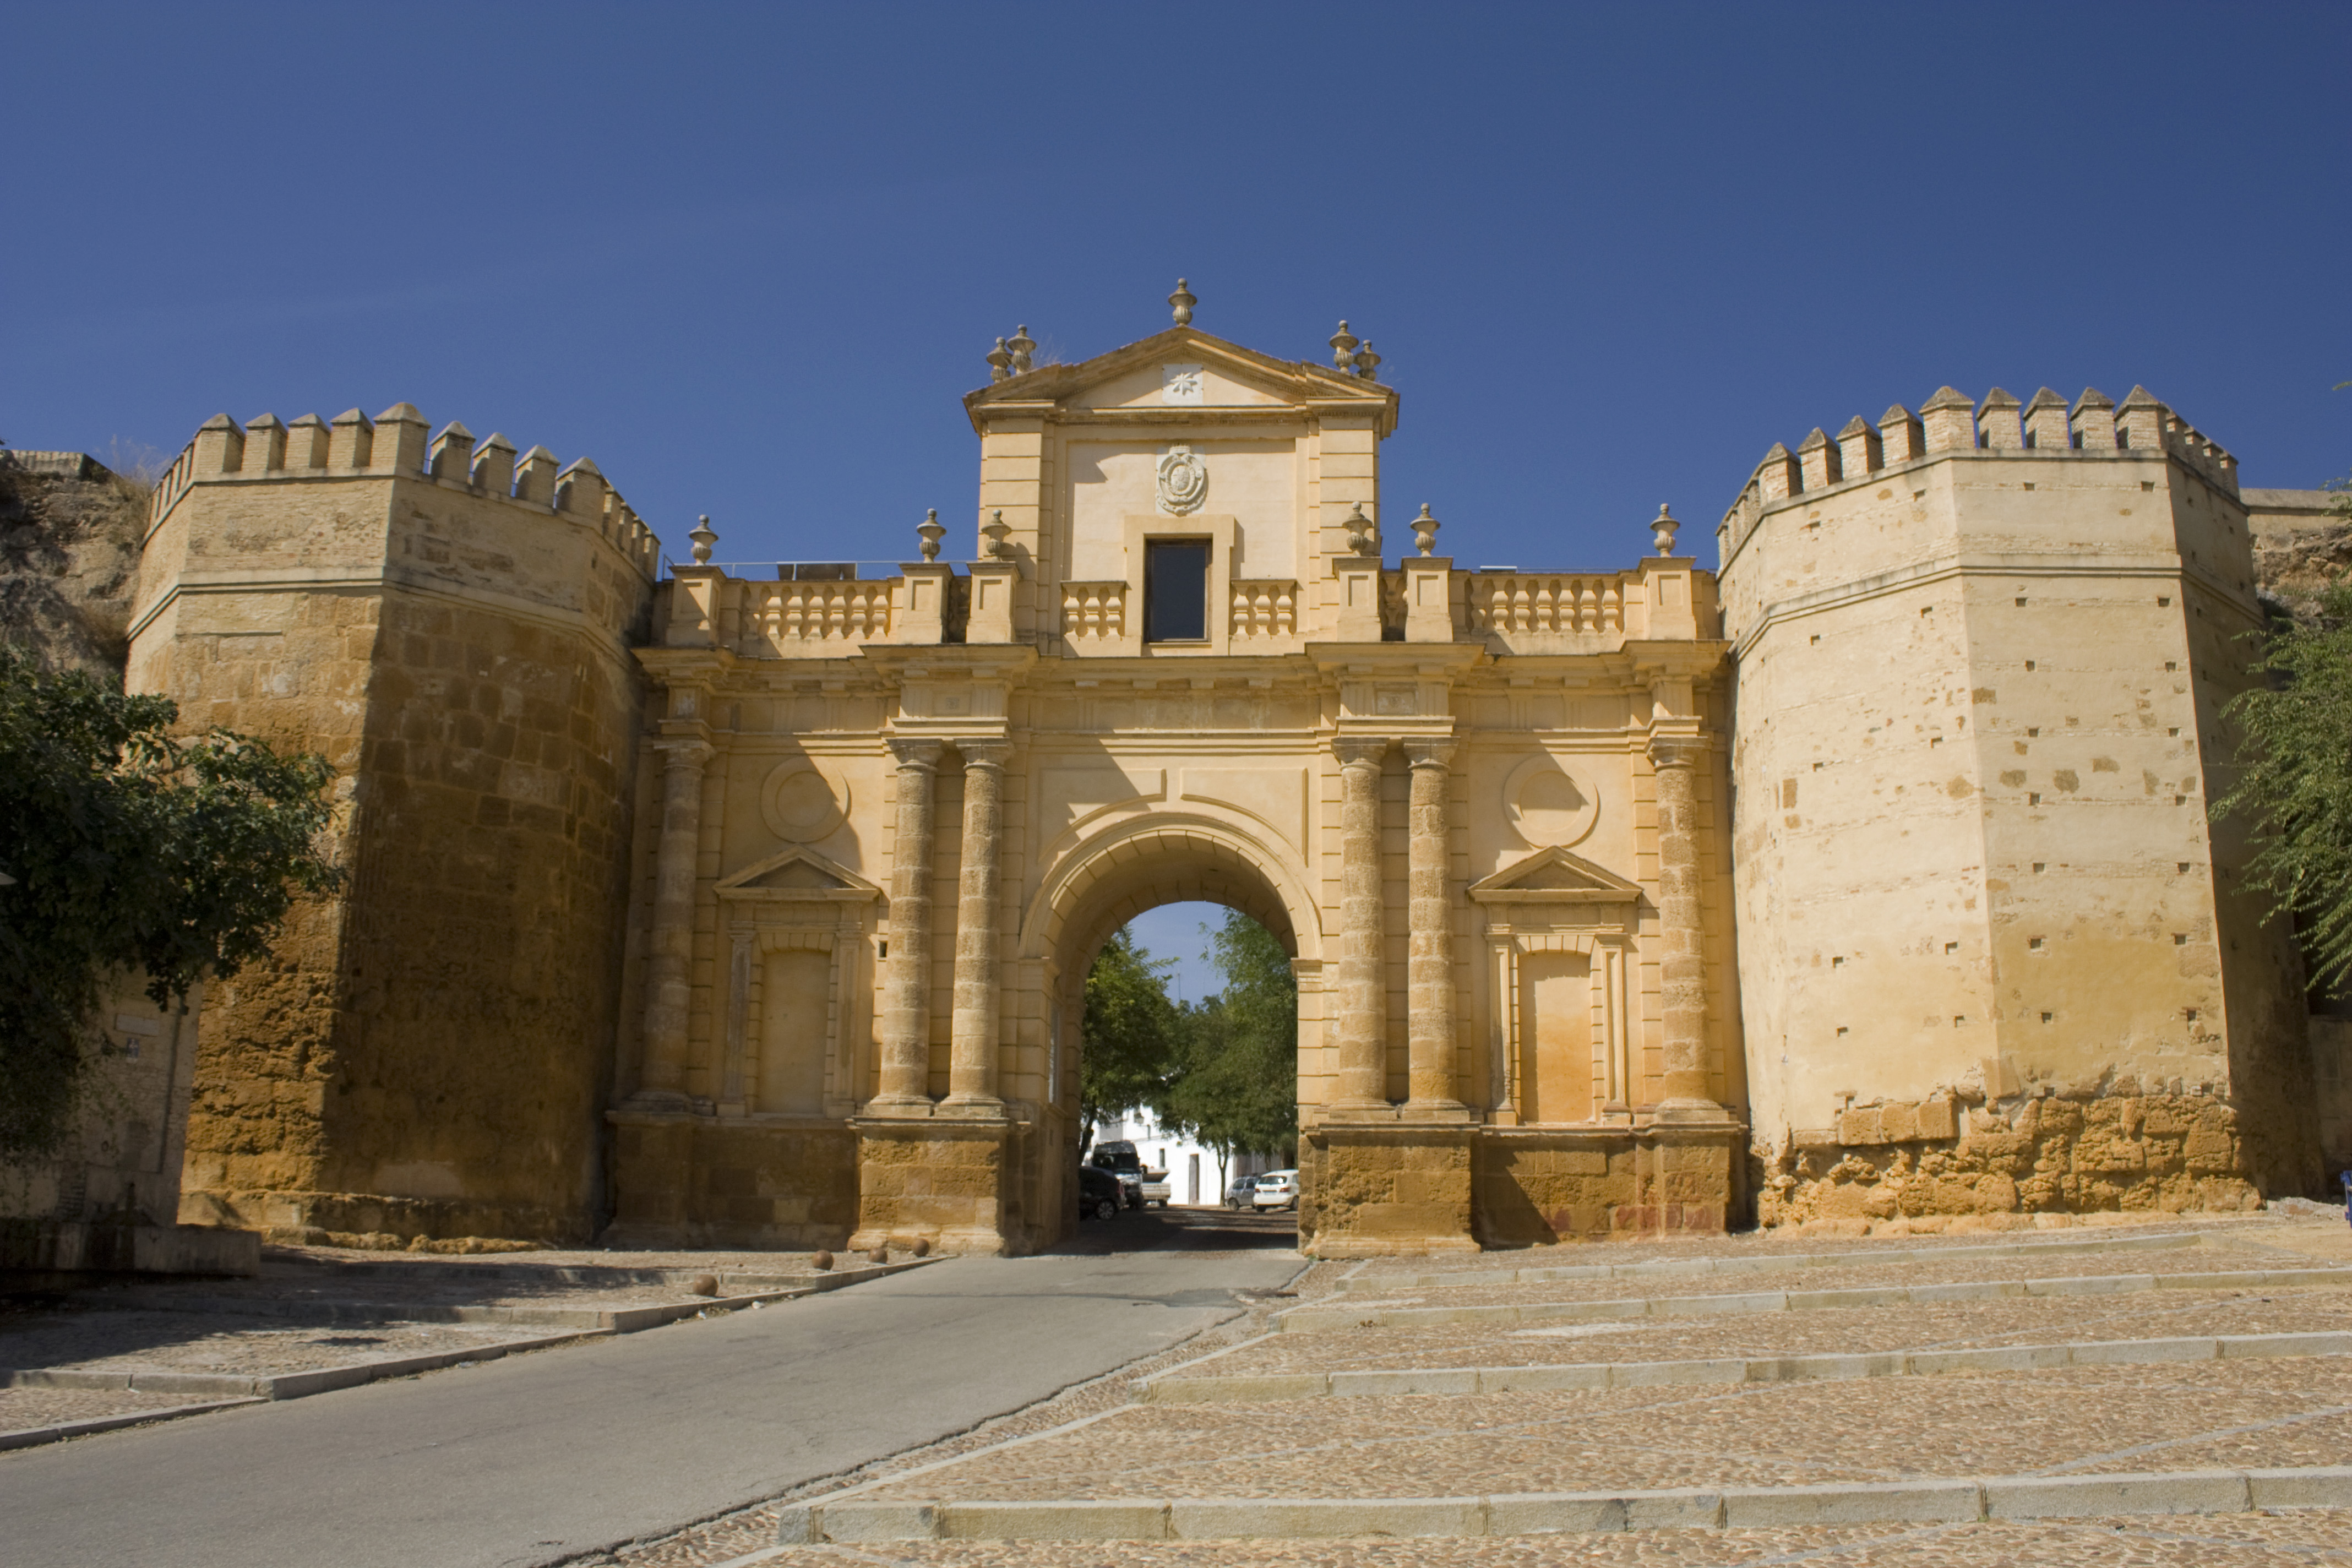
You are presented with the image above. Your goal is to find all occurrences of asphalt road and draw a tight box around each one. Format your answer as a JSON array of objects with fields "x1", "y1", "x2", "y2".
[{"x1": 0, "y1": 1210, "x2": 1304, "y2": 1568}]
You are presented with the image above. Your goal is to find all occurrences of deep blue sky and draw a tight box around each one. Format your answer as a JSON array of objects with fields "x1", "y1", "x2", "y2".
[{"x1": 6, "y1": 3, "x2": 2345, "y2": 576}]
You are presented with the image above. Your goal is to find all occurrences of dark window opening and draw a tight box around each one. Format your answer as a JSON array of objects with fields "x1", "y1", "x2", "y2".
[{"x1": 1145, "y1": 540, "x2": 1210, "y2": 642}]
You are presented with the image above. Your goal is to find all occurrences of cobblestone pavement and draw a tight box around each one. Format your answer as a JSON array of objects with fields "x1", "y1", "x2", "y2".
[
  {"x1": 0, "y1": 1385, "x2": 237, "y2": 1428},
  {"x1": 585, "y1": 1213, "x2": 2352, "y2": 1567}
]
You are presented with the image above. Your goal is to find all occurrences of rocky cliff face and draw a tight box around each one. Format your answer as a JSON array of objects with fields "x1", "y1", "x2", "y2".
[
  {"x1": 0, "y1": 453, "x2": 147, "y2": 680},
  {"x1": 2246, "y1": 487, "x2": 2352, "y2": 625}
]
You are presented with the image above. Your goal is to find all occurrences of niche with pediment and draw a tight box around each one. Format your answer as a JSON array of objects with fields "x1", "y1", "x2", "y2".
[
  {"x1": 711, "y1": 847, "x2": 883, "y2": 1120},
  {"x1": 1470, "y1": 846, "x2": 1646, "y2": 1128}
]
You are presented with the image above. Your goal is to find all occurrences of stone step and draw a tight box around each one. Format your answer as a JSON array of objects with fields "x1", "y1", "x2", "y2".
[
  {"x1": 1282, "y1": 1266, "x2": 2352, "y2": 1332},
  {"x1": 1138, "y1": 1329, "x2": 2352, "y2": 1402},
  {"x1": 777, "y1": 1466, "x2": 2352, "y2": 1543},
  {"x1": 1336, "y1": 1228, "x2": 2211, "y2": 1292}
]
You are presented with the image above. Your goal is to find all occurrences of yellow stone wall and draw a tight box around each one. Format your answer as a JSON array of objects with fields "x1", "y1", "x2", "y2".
[{"x1": 127, "y1": 409, "x2": 659, "y2": 1243}]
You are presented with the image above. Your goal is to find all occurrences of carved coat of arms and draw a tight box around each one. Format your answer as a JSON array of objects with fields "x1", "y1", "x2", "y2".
[{"x1": 1157, "y1": 444, "x2": 1207, "y2": 515}]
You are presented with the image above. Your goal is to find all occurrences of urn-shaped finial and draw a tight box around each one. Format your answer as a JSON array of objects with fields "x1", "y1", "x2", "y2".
[
  {"x1": 1006, "y1": 325, "x2": 1035, "y2": 374},
  {"x1": 1650, "y1": 503, "x2": 1680, "y2": 556},
  {"x1": 1412, "y1": 503, "x2": 1441, "y2": 557},
  {"x1": 1352, "y1": 340, "x2": 1381, "y2": 380},
  {"x1": 1330, "y1": 320, "x2": 1359, "y2": 368},
  {"x1": 917, "y1": 508, "x2": 946, "y2": 562},
  {"x1": 1343, "y1": 502, "x2": 1378, "y2": 556},
  {"x1": 986, "y1": 339, "x2": 1013, "y2": 383},
  {"x1": 981, "y1": 508, "x2": 1013, "y2": 559},
  {"x1": 1168, "y1": 278, "x2": 1196, "y2": 325},
  {"x1": 688, "y1": 514, "x2": 717, "y2": 565}
]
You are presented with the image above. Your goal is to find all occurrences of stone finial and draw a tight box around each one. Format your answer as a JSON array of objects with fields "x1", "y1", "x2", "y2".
[
  {"x1": 917, "y1": 508, "x2": 945, "y2": 562},
  {"x1": 688, "y1": 514, "x2": 717, "y2": 565},
  {"x1": 1343, "y1": 502, "x2": 1377, "y2": 555},
  {"x1": 1006, "y1": 325, "x2": 1035, "y2": 374},
  {"x1": 1651, "y1": 504, "x2": 1680, "y2": 556},
  {"x1": 1330, "y1": 320, "x2": 1359, "y2": 367},
  {"x1": 981, "y1": 508, "x2": 1013, "y2": 559},
  {"x1": 1169, "y1": 278, "x2": 1196, "y2": 325},
  {"x1": 1352, "y1": 340, "x2": 1381, "y2": 380},
  {"x1": 1411, "y1": 503, "x2": 1441, "y2": 557},
  {"x1": 986, "y1": 338, "x2": 1013, "y2": 383}
]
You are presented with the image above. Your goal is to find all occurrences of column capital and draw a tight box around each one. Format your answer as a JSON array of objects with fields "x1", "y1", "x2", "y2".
[
  {"x1": 1403, "y1": 738, "x2": 1457, "y2": 770},
  {"x1": 886, "y1": 736, "x2": 946, "y2": 771},
  {"x1": 954, "y1": 738, "x2": 1013, "y2": 770},
  {"x1": 1646, "y1": 734, "x2": 1708, "y2": 772},
  {"x1": 1333, "y1": 737, "x2": 1392, "y2": 769},
  {"x1": 653, "y1": 737, "x2": 714, "y2": 770}
]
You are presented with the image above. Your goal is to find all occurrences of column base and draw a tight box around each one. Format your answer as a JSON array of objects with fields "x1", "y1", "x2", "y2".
[
  {"x1": 1303, "y1": 1120, "x2": 1479, "y2": 1257},
  {"x1": 850, "y1": 1115, "x2": 1014, "y2": 1256}
]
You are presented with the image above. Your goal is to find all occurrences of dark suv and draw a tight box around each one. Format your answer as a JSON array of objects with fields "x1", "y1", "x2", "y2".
[{"x1": 1076, "y1": 1166, "x2": 1124, "y2": 1221}]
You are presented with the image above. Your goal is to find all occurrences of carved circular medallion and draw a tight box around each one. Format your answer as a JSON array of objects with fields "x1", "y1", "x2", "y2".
[
  {"x1": 1157, "y1": 444, "x2": 1208, "y2": 516},
  {"x1": 760, "y1": 762, "x2": 847, "y2": 841},
  {"x1": 1504, "y1": 755, "x2": 1598, "y2": 847}
]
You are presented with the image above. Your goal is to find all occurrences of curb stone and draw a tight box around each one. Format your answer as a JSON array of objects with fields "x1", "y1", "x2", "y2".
[
  {"x1": 783, "y1": 1466, "x2": 2352, "y2": 1543},
  {"x1": 1139, "y1": 1329, "x2": 2352, "y2": 1402},
  {"x1": 0, "y1": 1397, "x2": 264, "y2": 1452},
  {"x1": 1282, "y1": 1266, "x2": 2352, "y2": 1332}
]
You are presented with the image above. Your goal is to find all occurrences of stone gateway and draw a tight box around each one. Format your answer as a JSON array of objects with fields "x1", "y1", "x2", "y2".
[{"x1": 117, "y1": 293, "x2": 2345, "y2": 1255}]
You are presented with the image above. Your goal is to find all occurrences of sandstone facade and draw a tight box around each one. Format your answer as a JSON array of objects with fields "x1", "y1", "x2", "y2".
[{"x1": 112, "y1": 304, "x2": 2343, "y2": 1255}]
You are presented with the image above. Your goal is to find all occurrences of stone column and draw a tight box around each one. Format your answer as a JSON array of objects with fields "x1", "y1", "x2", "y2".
[
  {"x1": 1404, "y1": 740, "x2": 1464, "y2": 1111},
  {"x1": 635, "y1": 738, "x2": 712, "y2": 1107},
  {"x1": 873, "y1": 737, "x2": 944, "y2": 1109},
  {"x1": 945, "y1": 739, "x2": 1010, "y2": 1109},
  {"x1": 1331, "y1": 738, "x2": 1390, "y2": 1111},
  {"x1": 1648, "y1": 734, "x2": 1716, "y2": 1113}
]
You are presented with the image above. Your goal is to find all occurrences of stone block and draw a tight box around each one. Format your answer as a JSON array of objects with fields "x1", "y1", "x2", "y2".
[
  {"x1": 1719, "y1": 1479, "x2": 1983, "y2": 1526},
  {"x1": 2069, "y1": 1336, "x2": 2217, "y2": 1365},
  {"x1": 1330, "y1": 1368, "x2": 1476, "y2": 1397},
  {"x1": 939, "y1": 1500, "x2": 1170, "y2": 1540},
  {"x1": 1609, "y1": 1358, "x2": 1747, "y2": 1387},
  {"x1": 1983, "y1": 1469, "x2": 2250, "y2": 1520},
  {"x1": 2245, "y1": 1467, "x2": 2352, "y2": 1509},
  {"x1": 817, "y1": 1501, "x2": 941, "y2": 1541},
  {"x1": 1910, "y1": 1344, "x2": 2070, "y2": 1375},
  {"x1": 1479, "y1": 1363, "x2": 1610, "y2": 1393},
  {"x1": 1144, "y1": 1374, "x2": 1329, "y2": 1402},
  {"x1": 1486, "y1": 1492, "x2": 1635, "y2": 1533},
  {"x1": 1169, "y1": 1498, "x2": 1485, "y2": 1539},
  {"x1": 1838, "y1": 1107, "x2": 1885, "y2": 1146},
  {"x1": 2217, "y1": 1331, "x2": 2352, "y2": 1359}
]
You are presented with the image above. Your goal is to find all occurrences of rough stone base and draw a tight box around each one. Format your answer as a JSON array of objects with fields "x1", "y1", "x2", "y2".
[
  {"x1": 0, "y1": 1217, "x2": 259, "y2": 1276},
  {"x1": 1474, "y1": 1123, "x2": 1739, "y2": 1245},
  {"x1": 1304, "y1": 1123, "x2": 1479, "y2": 1257},
  {"x1": 1759, "y1": 1089, "x2": 2269, "y2": 1228},
  {"x1": 177, "y1": 1186, "x2": 585, "y2": 1248},
  {"x1": 850, "y1": 1116, "x2": 1013, "y2": 1255},
  {"x1": 601, "y1": 1114, "x2": 857, "y2": 1249}
]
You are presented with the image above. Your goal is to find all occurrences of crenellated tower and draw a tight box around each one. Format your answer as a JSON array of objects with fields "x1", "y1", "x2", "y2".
[
  {"x1": 1718, "y1": 384, "x2": 2316, "y2": 1224},
  {"x1": 128, "y1": 404, "x2": 662, "y2": 1244}
]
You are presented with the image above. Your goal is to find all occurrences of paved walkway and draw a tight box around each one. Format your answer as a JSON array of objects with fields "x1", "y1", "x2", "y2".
[
  {"x1": 0, "y1": 1217, "x2": 1304, "y2": 1568},
  {"x1": 729, "y1": 1213, "x2": 2352, "y2": 1565}
]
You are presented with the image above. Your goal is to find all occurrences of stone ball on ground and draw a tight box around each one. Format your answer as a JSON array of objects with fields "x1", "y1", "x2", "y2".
[
  {"x1": 810, "y1": 1249, "x2": 834, "y2": 1271},
  {"x1": 687, "y1": 1273, "x2": 719, "y2": 1297},
  {"x1": 867, "y1": 1245, "x2": 888, "y2": 1264},
  {"x1": 911, "y1": 1238, "x2": 931, "y2": 1258}
]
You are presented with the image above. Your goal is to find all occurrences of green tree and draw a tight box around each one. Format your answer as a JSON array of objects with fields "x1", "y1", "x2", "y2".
[
  {"x1": 0, "y1": 647, "x2": 340, "y2": 1160},
  {"x1": 2214, "y1": 577, "x2": 2352, "y2": 995},
  {"x1": 1078, "y1": 928, "x2": 1179, "y2": 1141},
  {"x1": 1165, "y1": 911, "x2": 1298, "y2": 1184}
]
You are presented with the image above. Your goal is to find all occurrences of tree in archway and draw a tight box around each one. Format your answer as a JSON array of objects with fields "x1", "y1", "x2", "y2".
[
  {"x1": 1079, "y1": 928, "x2": 1179, "y2": 1144},
  {"x1": 1166, "y1": 911, "x2": 1298, "y2": 1188}
]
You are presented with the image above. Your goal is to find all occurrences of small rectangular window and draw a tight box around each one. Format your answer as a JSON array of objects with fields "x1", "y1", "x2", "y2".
[{"x1": 1144, "y1": 540, "x2": 1210, "y2": 643}]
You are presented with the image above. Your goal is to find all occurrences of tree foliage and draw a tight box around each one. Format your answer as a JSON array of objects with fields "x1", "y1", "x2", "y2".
[
  {"x1": 1165, "y1": 911, "x2": 1299, "y2": 1163},
  {"x1": 2213, "y1": 578, "x2": 2352, "y2": 995},
  {"x1": 0, "y1": 647, "x2": 341, "y2": 1160},
  {"x1": 1079, "y1": 928, "x2": 1179, "y2": 1137}
]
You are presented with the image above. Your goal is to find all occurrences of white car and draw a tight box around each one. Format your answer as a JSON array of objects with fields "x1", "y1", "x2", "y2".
[{"x1": 1251, "y1": 1169, "x2": 1300, "y2": 1210}]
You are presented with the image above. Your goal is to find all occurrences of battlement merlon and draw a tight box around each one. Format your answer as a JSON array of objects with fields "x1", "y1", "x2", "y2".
[
  {"x1": 145, "y1": 403, "x2": 663, "y2": 581},
  {"x1": 1716, "y1": 384, "x2": 2242, "y2": 562}
]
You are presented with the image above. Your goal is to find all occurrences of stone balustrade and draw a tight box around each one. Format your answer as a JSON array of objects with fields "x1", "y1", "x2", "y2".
[
  {"x1": 1227, "y1": 579, "x2": 1298, "y2": 642},
  {"x1": 1060, "y1": 580, "x2": 1128, "y2": 645},
  {"x1": 1463, "y1": 572, "x2": 1630, "y2": 637},
  {"x1": 739, "y1": 577, "x2": 895, "y2": 653}
]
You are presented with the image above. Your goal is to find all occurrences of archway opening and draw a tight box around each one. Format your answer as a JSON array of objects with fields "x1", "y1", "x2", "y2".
[{"x1": 1031, "y1": 820, "x2": 1316, "y2": 1251}]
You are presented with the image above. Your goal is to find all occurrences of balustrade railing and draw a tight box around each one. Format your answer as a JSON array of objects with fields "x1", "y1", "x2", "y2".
[
  {"x1": 1060, "y1": 580, "x2": 1128, "y2": 645},
  {"x1": 743, "y1": 576, "x2": 894, "y2": 651},
  {"x1": 1228, "y1": 579, "x2": 1298, "y2": 641},
  {"x1": 1463, "y1": 572, "x2": 1626, "y2": 636}
]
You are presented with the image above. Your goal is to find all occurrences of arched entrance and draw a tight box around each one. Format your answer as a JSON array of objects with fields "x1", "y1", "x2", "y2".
[{"x1": 1020, "y1": 812, "x2": 1325, "y2": 1251}]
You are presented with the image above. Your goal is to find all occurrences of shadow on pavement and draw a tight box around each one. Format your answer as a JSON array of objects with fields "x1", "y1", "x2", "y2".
[{"x1": 1044, "y1": 1203, "x2": 1299, "y2": 1256}]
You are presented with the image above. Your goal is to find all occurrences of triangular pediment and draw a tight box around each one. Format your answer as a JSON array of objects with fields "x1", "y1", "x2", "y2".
[
  {"x1": 963, "y1": 325, "x2": 1397, "y2": 434},
  {"x1": 714, "y1": 845, "x2": 880, "y2": 902},
  {"x1": 1469, "y1": 846, "x2": 1645, "y2": 904}
]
